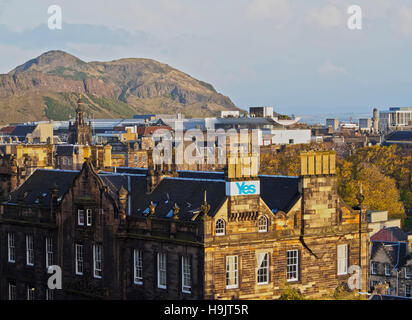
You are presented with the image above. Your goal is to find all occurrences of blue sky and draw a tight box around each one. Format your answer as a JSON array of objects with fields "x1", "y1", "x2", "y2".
[{"x1": 0, "y1": 0, "x2": 412, "y2": 115}]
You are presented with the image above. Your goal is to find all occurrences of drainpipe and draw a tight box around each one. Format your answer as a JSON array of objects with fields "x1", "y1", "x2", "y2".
[{"x1": 127, "y1": 175, "x2": 131, "y2": 216}]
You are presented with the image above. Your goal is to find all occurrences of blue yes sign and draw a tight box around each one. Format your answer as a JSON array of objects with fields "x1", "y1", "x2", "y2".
[{"x1": 226, "y1": 181, "x2": 260, "y2": 196}]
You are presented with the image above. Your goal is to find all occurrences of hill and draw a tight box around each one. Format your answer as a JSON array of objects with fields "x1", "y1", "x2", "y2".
[{"x1": 0, "y1": 50, "x2": 240, "y2": 124}]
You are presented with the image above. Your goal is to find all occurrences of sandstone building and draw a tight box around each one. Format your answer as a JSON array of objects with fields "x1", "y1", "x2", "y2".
[
  {"x1": 369, "y1": 227, "x2": 412, "y2": 297},
  {"x1": 0, "y1": 151, "x2": 369, "y2": 300},
  {"x1": 68, "y1": 96, "x2": 92, "y2": 145}
]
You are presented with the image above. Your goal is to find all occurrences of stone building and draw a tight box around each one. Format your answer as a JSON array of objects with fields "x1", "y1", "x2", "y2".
[
  {"x1": 0, "y1": 151, "x2": 369, "y2": 300},
  {"x1": 0, "y1": 122, "x2": 54, "y2": 144},
  {"x1": 0, "y1": 144, "x2": 54, "y2": 201},
  {"x1": 68, "y1": 96, "x2": 92, "y2": 145},
  {"x1": 369, "y1": 227, "x2": 412, "y2": 297},
  {"x1": 55, "y1": 144, "x2": 112, "y2": 171}
]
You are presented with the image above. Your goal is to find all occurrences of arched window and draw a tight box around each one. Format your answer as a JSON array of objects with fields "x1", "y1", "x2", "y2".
[
  {"x1": 258, "y1": 216, "x2": 268, "y2": 233},
  {"x1": 216, "y1": 219, "x2": 226, "y2": 236}
]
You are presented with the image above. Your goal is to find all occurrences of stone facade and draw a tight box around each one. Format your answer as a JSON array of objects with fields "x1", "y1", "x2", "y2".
[
  {"x1": 0, "y1": 151, "x2": 369, "y2": 300},
  {"x1": 0, "y1": 144, "x2": 54, "y2": 201},
  {"x1": 68, "y1": 96, "x2": 92, "y2": 145}
]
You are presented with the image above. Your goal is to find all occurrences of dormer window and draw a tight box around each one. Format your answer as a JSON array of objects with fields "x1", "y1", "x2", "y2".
[
  {"x1": 258, "y1": 216, "x2": 268, "y2": 233},
  {"x1": 77, "y1": 210, "x2": 85, "y2": 226},
  {"x1": 216, "y1": 219, "x2": 226, "y2": 236}
]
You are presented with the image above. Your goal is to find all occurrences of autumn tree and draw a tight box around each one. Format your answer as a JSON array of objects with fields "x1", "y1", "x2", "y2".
[{"x1": 338, "y1": 162, "x2": 405, "y2": 221}]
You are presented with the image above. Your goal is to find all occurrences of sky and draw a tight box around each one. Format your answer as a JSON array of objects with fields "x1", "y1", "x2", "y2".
[{"x1": 0, "y1": 0, "x2": 412, "y2": 115}]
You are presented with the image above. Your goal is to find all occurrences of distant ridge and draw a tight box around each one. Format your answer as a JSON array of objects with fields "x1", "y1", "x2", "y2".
[{"x1": 0, "y1": 50, "x2": 240, "y2": 124}]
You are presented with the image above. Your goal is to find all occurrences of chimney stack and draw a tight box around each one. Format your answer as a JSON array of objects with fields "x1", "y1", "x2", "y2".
[{"x1": 300, "y1": 151, "x2": 336, "y2": 176}]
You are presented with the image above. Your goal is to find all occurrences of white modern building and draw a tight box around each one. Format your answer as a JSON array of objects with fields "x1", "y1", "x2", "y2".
[
  {"x1": 326, "y1": 118, "x2": 339, "y2": 132},
  {"x1": 379, "y1": 107, "x2": 412, "y2": 131},
  {"x1": 359, "y1": 118, "x2": 372, "y2": 132},
  {"x1": 261, "y1": 129, "x2": 311, "y2": 146}
]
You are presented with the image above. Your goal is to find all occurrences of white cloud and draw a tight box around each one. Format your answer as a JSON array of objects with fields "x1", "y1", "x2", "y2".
[
  {"x1": 307, "y1": 5, "x2": 344, "y2": 28},
  {"x1": 399, "y1": 6, "x2": 412, "y2": 36},
  {"x1": 246, "y1": 0, "x2": 292, "y2": 25},
  {"x1": 318, "y1": 61, "x2": 348, "y2": 76}
]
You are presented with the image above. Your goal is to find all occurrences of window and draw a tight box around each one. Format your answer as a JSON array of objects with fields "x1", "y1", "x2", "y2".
[
  {"x1": 46, "y1": 289, "x2": 54, "y2": 300},
  {"x1": 385, "y1": 264, "x2": 391, "y2": 276},
  {"x1": 134, "y1": 249, "x2": 143, "y2": 285},
  {"x1": 45, "y1": 237, "x2": 53, "y2": 268},
  {"x1": 337, "y1": 244, "x2": 348, "y2": 275},
  {"x1": 289, "y1": 139, "x2": 294, "y2": 144},
  {"x1": 26, "y1": 235, "x2": 34, "y2": 266},
  {"x1": 406, "y1": 267, "x2": 411, "y2": 279},
  {"x1": 371, "y1": 262, "x2": 378, "y2": 275},
  {"x1": 8, "y1": 233, "x2": 15, "y2": 263},
  {"x1": 257, "y1": 252, "x2": 269, "y2": 285},
  {"x1": 258, "y1": 216, "x2": 268, "y2": 233},
  {"x1": 27, "y1": 286, "x2": 35, "y2": 300},
  {"x1": 216, "y1": 219, "x2": 225, "y2": 236},
  {"x1": 406, "y1": 285, "x2": 411, "y2": 298},
  {"x1": 93, "y1": 244, "x2": 103, "y2": 278},
  {"x1": 86, "y1": 209, "x2": 92, "y2": 226},
  {"x1": 8, "y1": 282, "x2": 16, "y2": 300},
  {"x1": 157, "y1": 253, "x2": 167, "y2": 289},
  {"x1": 182, "y1": 256, "x2": 191, "y2": 294},
  {"x1": 77, "y1": 209, "x2": 85, "y2": 226},
  {"x1": 371, "y1": 280, "x2": 380, "y2": 290},
  {"x1": 75, "y1": 244, "x2": 83, "y2": 275},
  {"x1": 226, "y1": 255, "x2": 239, "y2": 289},
  {"x1": 287, "y1": 250, "x2": 299, "y2": 282}
]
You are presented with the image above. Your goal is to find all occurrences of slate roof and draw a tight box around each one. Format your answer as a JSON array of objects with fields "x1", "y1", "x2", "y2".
[
  {"x1": 7, "y1": 169, "x2": 78, "y2": 206},
  {"x1": 129, "y1": 176, "x2": 226, "y2": 221},
  {"x1": 370, "y1": 242, "x2": 408, "y2": 268},
  {"x1": 386, "y1": 131, "x2": 412, "y2": 142},
  {"x1": 11, "y1": 125, "x2": 36, "y2": 138},
  {"x1": 56, "y1": 145, "x2": 78, "y2": 156},
  {"x1": 105, "y1": 169, "x2": 300, "y2": 221},
  {"x1": 6, "y1": 166, "x2": 301, "y2": 222},
  {"x1": 370, "y1": 227, "x2": 409, "y2": 269},
  {"x1": 370, "y1": 294, "x2": 412, "y2": 300}
]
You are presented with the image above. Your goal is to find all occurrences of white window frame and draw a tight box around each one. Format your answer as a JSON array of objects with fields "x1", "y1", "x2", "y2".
[
  {"x1": 257, "y1": 252, "x2": 269, "y2": 285},
  {"x1": 385, "y1": 264, "x2": 391, "y2": 276},
  {"x1": 75, "y1": 244, "x2": 83, "y2": 275},
  {"x1": 8, "y1": 233, "x2": 15, "y2": 263},
  {"x1": 258, "y1": 216, "x2": 268, "y2": 233},
  {"x1": 45, "y1": 237, "x2": 53, "y2": 268},
  {"x1": 371, "y1": 262, "x2": 378, "y2": 275},
  {"x1": 157, "y1": 252, "x2": 167, "y2": 289},
  {"x1": 86, "y1": 209, "x2": 92, "y2": 226},
  {"x1": 405, "y1": 267, "x2": 411, "y2": 279},
  {"x1": 406, "y1": 285, "x2": 411, "y2": 297},
  {"x1": 337, "y1": 244, "x2": 348, "y2": 275},
  {"x1": 216, "y1": 219, "x2": 225, "y2": 236},
  {"x1": 8, "y1": 282, "x2": 16, "y2": 300},
  {"x1": 182, "y1": 256, "x2": 191, "y2": 294},
  {"x1": 27, "y1": 286, "x2": 35, "y2": 300},
  {"x1": 26, "y1": 235, "x2": 34, "y2": 266},
  {"x1": 134, "y1": 249, "x2": 143, "y2": 285},
  {"x1": 287, "y1": 250, "x2": 299, "y2": 282},
  {"x1": 77, "y1": 209, "x2": 85, "y2": 226},
  {"x1": 46, "y1": 289, "x2": 54, "y2": 300},
  {"x1": 226, "y1": 255, "x2": 239, "y2": 289},
  {"x1": 93, "y1": 244, "x2": 103, "y2": 278}
]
